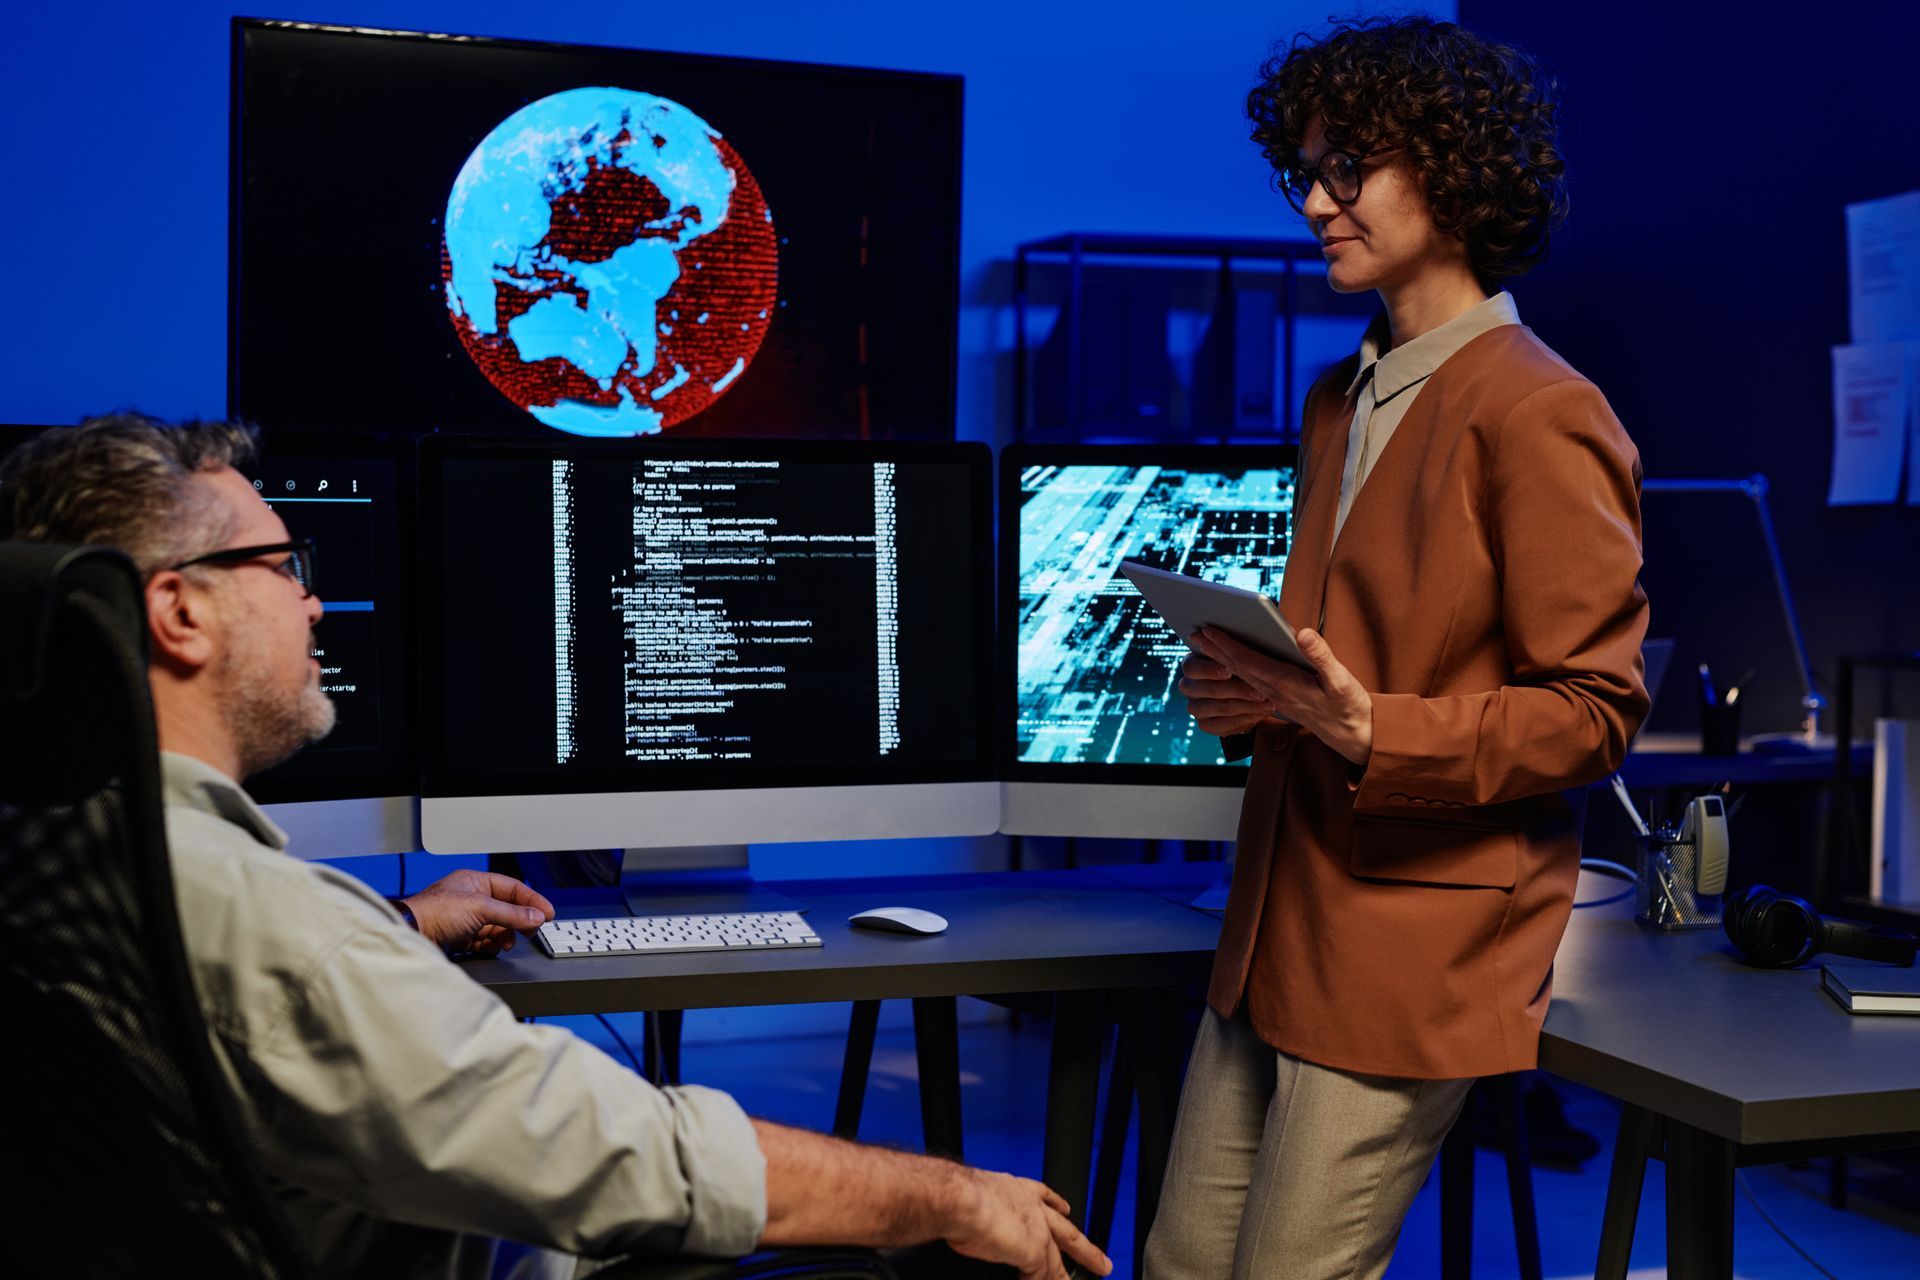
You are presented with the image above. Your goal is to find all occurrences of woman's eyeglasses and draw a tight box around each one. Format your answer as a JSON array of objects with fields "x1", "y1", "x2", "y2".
[{"x1": 1277, "y1": 146, "x2": 1401, "y2": 215}]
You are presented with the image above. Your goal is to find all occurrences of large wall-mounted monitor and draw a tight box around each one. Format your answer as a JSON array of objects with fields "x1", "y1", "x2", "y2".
[
  {"x1": 242, "y1": 434, "x2": 418, "y2": 857},
  {"x1": 1001, "y1": 445, "x2": 1299, "y2": 839},
  {"x1": 416, "y1": 437, "x2": 996, "y2": 855},
  {"x1": 230, "y1": 19, "x2": 962, "y2": 442}
]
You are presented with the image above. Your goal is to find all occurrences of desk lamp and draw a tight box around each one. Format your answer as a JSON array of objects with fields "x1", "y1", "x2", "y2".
[{"x1": 1642, "y1": 475, "x2": 1824, "y2": 747}]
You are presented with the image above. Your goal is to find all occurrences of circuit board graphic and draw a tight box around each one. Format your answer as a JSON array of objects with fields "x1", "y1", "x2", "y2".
[{"x1": 1015, "y1": 463, "x2": 1295, "y2": 766}]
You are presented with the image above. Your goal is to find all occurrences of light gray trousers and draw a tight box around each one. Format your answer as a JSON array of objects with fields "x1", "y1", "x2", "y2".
[{"x1": 1141, "y1": 1007, "x2": 1473, "y2": 1280}]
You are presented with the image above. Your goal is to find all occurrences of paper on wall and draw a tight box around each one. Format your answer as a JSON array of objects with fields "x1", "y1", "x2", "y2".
[
  {"x1": 1828, "y1": 342, "x2": 1910, "y2": 505},
  {"x1": 1848, "y1": 191, "x2": 1920, "y2": 343}
]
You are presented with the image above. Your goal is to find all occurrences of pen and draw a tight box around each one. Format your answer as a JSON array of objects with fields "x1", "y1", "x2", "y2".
[
  {"x1": 1723, "y1": 668, "x2": 1755, "y2": 707},
  {"x1": 1698, "y1": 662, "x2": 1716, "y2": 707}
]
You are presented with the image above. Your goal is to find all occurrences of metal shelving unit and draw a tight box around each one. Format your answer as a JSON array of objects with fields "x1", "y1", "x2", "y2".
[{"x1": 1012, "y1": 233, "x2": 1337, "y2": 442}]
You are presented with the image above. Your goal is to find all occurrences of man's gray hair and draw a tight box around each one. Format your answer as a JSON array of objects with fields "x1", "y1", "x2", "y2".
[{"x1": 0, "y1": 413, "x2": 259, "y2": 574}]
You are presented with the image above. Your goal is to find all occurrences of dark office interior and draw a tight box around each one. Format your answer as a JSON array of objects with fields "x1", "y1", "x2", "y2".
[{"x1": 5, "y1": 2, "x2": 1920, "y2": 1278}]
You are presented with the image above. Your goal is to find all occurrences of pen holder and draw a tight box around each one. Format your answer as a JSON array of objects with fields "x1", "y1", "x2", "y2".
[
  {"x1": 1634, "y1": 827, "x2": 1725, "y2": 931},
  {"x1": 1700, "y1": 700, "x2": 1741, "y2": 756}
]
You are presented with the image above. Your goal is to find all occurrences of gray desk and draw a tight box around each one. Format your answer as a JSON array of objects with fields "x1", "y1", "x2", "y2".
[
  {"x1": 1541, "y1": 872, "x2": 1920, "y2": 1278},
  {"x1": 464, "y1": 868, "x2": 1220, "y2": 1232}
]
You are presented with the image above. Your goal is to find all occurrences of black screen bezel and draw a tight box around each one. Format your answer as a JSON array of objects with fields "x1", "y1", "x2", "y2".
[
  {"x1": 226, "y1": 17, "x2": 965, "y2": 441},
  {"x1": 999, "y1": 442, "x2": 1302, "y2": 788}
]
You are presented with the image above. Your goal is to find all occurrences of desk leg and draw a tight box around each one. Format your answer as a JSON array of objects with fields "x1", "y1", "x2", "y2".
[
  {"x1": 1043, "y1": 991, "x2": 1104, "y2": 1228},
  {"x1": 913, "y1": 996, "x2": 964, "y2": 1160},
  {"x1": 1496, "y1": 1076, "x2": 1544, "y2": 1280},
  {"x1": 642, "y1": 1011, "x2": 683, "y2": 1084},
  {"x1": 660, "y1": 1010, "x2": 683, "y2": 1084},
  {"x1": 1665, "y1": 1120, "x2": 1735, "y2": 1280},
  {"x1": 1130, "y1": 987, "x2": 1185, "y2": 1268},
  {"x1": 1439, "y1": 1103, "x2": 1474, "y2": 1280},
  {"x1": 835, "y1": 1000, "x2": 881, "y2": 1140},
  {"x1": 1087, "y1": 1029, "x2": 1131, "y2": 1252},
  {"x1": 1596, "y1": 1103, "x2": 1658, "y2": 1280}
]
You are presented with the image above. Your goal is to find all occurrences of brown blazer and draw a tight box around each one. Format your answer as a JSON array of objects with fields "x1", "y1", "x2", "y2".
[{"x1": 1210, "y1": 323, "x2": 1650, "y2": 1080}]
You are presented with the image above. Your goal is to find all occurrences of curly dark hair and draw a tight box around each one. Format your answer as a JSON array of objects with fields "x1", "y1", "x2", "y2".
[{"x1": 1248, "y1": 15, "x2": 1567, "y2": 284}]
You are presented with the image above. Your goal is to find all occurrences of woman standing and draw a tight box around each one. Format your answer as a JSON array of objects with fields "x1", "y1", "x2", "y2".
[{"x1": 1145, "y1": 17, "x2": 1649, "y2": 1280}]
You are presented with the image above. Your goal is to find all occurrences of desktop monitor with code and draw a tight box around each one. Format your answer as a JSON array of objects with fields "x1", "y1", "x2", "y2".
[
  {"x1": 416, "y1": 437, "x2": 996, "y2": 881},
  {"x1": 1001, "y1": 445, "x2": 1299, "y2": 839}
]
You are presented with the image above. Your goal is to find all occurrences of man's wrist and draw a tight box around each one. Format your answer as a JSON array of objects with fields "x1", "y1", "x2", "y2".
[
  {"x1": 386, "y1": 897, "x2": 420, "y2": 932},
  {"x1": 932, "y1": 1159, "x2": 983, "y2": 1240}
]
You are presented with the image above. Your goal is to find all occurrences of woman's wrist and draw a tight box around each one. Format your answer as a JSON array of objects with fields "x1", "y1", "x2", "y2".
[{"x1": 1350, "y1": 695, "x2": 1373, "y2": 767}]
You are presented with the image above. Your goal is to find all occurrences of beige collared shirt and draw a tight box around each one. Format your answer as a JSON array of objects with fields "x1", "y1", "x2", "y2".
[
  {"x1": 1331, "y1": 291, "x2": 1522, "y2": 543},
  {"x1": 161, "y1": 751, "x2": 767, "y2": 1279}
]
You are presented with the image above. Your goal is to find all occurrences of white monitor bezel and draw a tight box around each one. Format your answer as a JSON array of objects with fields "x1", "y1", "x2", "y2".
[{"x1": 416, "y1": 437, "x2": 998, "y2": 849}]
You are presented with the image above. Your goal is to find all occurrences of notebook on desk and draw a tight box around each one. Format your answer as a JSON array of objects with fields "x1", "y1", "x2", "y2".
[{"x1": 1822, "y1": 963, "x2": 1920, "y2": 1014}]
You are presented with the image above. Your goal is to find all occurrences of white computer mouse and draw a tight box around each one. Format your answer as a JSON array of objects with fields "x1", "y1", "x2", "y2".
[{"x1": 848, "y1": 906, "x2": 949, "y2": 936}]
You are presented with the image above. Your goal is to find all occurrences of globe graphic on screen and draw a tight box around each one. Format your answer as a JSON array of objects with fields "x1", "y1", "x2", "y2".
[{"x1": 443, "y1": 88, "x2": 778, "y2": 436}]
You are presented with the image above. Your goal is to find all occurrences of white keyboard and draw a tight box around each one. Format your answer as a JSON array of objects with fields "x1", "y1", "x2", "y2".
[{"x1": 535, "y1": 910, "x2": 822, "y2": 958}]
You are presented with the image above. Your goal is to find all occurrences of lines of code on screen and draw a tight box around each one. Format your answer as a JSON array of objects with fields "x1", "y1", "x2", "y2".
[
  {"x1": 568, "y1": 458, "x2": 900, "y2": 764},
  {"x1": 1016, "y1": 464, "x2": 1295, "y2": 767},
  {"x1": 432, "y1": 450, "x2": 983, "y2": 783}
]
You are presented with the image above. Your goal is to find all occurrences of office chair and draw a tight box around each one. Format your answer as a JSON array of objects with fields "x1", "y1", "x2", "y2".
[{"x1": 0, "y1": 543, "x2": 317, "y2": 1278}]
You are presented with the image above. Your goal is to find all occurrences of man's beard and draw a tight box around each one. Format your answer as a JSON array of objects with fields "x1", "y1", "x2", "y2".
[{"x1": 218, "y1": 623, "x2": 337, "y2": 779}]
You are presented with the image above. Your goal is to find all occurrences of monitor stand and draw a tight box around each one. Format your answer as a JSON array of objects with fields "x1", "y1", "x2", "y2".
[{"x1": 619, "y1": 845, "x2": 803, "y2": 917}]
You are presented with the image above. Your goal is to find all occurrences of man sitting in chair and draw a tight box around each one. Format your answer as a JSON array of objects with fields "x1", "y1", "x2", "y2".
[{"x1": 0, "y1": 415, "x2": 1110, "y2": 1280}]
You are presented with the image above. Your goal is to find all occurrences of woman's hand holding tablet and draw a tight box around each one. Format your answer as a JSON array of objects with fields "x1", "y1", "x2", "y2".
[
  {"x1": 1119, "y1": 559, "x2": 1376, "y2": 765},
  {"x1": 1117, "y1": 560, "x2": 1312, "y2": 669}
]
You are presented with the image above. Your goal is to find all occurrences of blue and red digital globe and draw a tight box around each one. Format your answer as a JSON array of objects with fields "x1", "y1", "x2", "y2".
[{"x1": 443, "y1": 88, "x2": 778, "y2": 436}]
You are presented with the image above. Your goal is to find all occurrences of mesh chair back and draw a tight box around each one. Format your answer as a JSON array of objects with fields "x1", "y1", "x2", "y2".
[{"x1": 0, "y1": 544, "x2": 313, "y2": 1279}]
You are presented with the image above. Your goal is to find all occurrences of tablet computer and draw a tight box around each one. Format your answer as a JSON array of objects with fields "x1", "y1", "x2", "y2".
[{"x1": 1118, "y1": 559, "x2": 1312, "y2": 670}]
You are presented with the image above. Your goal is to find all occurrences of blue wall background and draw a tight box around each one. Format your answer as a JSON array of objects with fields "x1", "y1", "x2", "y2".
[{"x1": 1, "y1": 0, "x2": 1445, "y2": 445}]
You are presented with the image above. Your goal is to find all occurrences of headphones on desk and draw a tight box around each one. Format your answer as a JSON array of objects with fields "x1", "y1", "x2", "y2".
[{"x1": 1722, "y1": 884, "x2": 1919, "y2": 969}]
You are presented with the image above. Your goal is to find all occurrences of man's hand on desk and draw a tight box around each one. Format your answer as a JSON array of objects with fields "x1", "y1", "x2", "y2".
[
  {"x1": 402, "y1": 869, "x2": 555, "y2": 955},
  {"x1": 1180, "y1": 626, "x2": 1375, "y2": 767},
  {"x1": 754, "y1": 1120, "x2": 1112, "y2": 1280}
]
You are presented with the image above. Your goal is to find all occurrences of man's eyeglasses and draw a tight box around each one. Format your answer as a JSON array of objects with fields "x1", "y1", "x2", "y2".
[
  {"x1": 1277, "y1": 146, "x2": 1401, "y2": 215},
  {"x1": 170, "y1": 539, "x2": 317, "y2": 598}
]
